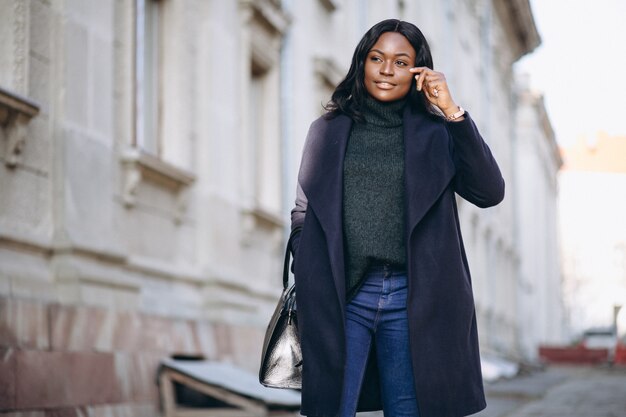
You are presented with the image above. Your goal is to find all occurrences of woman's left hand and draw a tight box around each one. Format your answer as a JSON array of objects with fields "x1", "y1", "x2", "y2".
[{"x1": 410, "y1": 67, "x2": 460, "y2": 118}]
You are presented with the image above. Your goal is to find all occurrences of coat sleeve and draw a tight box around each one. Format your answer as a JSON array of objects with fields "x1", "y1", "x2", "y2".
[
  {"x1": 290, "y1": 119, "x2": 321, "y2": 257},
  {"x1": 289, "y1": 181, "x2": 306, "y2": 256},
  {"x1": 446, "y1": 112, "x2": 505, "y2": 208}
]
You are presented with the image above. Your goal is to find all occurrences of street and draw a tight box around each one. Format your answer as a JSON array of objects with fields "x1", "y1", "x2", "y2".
[
  {"x1": 358, "y1": 365, "x2": 626, "y2": 417},
  {"x1": 474, "y1": 365, "x2": 626, "y2": 417}
]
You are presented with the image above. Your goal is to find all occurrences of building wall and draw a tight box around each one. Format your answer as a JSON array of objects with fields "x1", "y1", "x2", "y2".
[
  {"x1": 0, "y1": 0, "x2": 560, "y2": 414},
  {"x1": 513, "y1": 77, "x2": 565, "y2": 358}
]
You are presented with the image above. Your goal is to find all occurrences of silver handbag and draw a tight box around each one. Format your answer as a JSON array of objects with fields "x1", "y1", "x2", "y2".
[{"x1": 259, "y1": 232, "x2": 302, "y2": 389}]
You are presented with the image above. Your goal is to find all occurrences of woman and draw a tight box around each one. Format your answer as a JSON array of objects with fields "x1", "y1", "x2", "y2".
[{"x1": 290, "y1": 19, "x2": 504, "y2": 417}]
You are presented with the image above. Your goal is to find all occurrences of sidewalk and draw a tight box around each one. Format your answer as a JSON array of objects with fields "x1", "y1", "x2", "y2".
[
  {"x1": 358, "y1": 365, "x2": 626, "y2": 417},
  {"x1": 473, "y1": 365, "x2": 626, "y2": 417}
]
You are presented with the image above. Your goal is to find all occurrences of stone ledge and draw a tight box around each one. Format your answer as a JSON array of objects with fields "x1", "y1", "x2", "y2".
[
  {"x1": 242, "y1": 206, "x2": 284, "y2": 230},
  {"x1": 121, "y1": 149, "x2": 195, "y2": 192},
  {"x1": 120, "y1": 149, "x2": 196, "y2": 223},
  {"x1": 0, "y1": 230, "x2": 53, "y2": 257},
  {"x1": 0, "y1": 87, "x2": 41, "y2": 168},
  {"x1": 0, "y1": 87, "x2": 39, "y2": 121},
  {"x1": 240, "y1": 207, "x2": 284, "y2": 253},
  {"x1": 0, "y1": 232, "x2": 208, "y2": 298},
  {"x1": 125, "y1": 254, "x2": 205, "y2": 285}
]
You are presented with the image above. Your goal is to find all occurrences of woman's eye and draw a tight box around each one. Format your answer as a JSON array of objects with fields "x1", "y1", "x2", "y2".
[
  {"x1": 396, "y1": 61, "x2": 408, "y2": 67},
  {"x1": 370, "y1": 56, "x2": 382, "y2": 62}
]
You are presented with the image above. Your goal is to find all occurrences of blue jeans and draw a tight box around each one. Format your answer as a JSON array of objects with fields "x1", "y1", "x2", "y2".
[{"x1": 339, "y1": 265, "x2": 420, "y2": 417}]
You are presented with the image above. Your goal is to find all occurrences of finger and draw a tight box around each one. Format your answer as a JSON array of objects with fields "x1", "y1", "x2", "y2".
[
  {"x1": 429, "y1": 77, "x2": 448, "y2": 93},
  {"x1": 428, "y1": 83, "x2": 439, "y2": 98},
  {"x1": 417, "y1": 70, "x2": 428, "y2": 91},
  {"x1": 423, "y1": 84, "x2": 434, "y2": 100},
  {"x1": 412, "y1": 67, "x2": 432, "y2": 90},
  {"x1": 409, "y1": 66, "x2": 428, "y2": 74},
  {"x1": 425, "y1": 73, "x2": 443, "y2": 81},
  {"x1": 425, "y1": 80, "x2": 440, "y2": 92},
  {"x1": 425, "y1": 77, "x2": 445, "y2": 90},
  {"x1": 425, "y1": 79, "x2": 442, "y2": 98},
  {"x1": 421, "y1": 70, "x2": 440, "y2": 90}
]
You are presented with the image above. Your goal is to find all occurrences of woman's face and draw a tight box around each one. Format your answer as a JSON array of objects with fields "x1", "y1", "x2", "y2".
[{"x1": 363, "y1": 32, "x2": 416, "y2": 102}]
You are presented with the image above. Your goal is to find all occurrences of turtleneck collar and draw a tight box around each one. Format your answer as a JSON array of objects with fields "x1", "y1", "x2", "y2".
[{"x1": 358, "y1": 95, "x2": 407, "y2": 128}]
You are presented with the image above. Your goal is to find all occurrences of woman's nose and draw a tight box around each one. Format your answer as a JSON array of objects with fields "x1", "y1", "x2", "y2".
[{"x1": 380, "y1": 61, "x2": 394, "y2": 75}]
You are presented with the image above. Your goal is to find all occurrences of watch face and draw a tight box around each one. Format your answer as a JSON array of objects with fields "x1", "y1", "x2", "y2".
[{"x1": 448, "y1": 107, "x2": 463, "y2": 120}]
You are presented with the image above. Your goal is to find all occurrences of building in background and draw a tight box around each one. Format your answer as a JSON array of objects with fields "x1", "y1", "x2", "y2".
[
  {"x1": 513, "y1": 75, "x2": 565, "y2": 357},
  {"x1": 559, "y1": 133, "x2": 626, "y2": 339},
  {"x1": 0, "y1": 0, "x2": 563, "y2": 414}
]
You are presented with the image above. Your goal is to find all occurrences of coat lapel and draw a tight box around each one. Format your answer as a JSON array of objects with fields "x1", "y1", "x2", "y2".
[
  {"x1": 403, "y1": 106, "x2": 456, "y2": 240},
  {"x1": 300, "y1": 114, "x2": 352, "y2": 306}
]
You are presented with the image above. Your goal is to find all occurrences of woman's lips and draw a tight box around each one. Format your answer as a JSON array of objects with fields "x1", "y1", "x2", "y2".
[{"x1": 375, "y1": 81, "x2": 396, "y2": 89}]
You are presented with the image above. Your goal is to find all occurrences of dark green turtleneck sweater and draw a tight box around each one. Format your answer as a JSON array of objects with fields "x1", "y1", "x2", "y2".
[{"x1": 343, "y1": 97, "x2": 407, "y2": 300}]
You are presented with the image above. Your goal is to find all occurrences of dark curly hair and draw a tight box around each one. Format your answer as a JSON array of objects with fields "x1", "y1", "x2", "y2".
[{"x1": 324, "y1": 19, "x2": 437, "y2": 121}]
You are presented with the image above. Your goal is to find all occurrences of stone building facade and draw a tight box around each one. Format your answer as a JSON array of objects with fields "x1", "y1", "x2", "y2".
[
  {"x1": 513, "y1": 75, "x2": 565, "y2": 358},
  {"x1": 0, "y1": 0, "x2": 562, "y2": 415}
]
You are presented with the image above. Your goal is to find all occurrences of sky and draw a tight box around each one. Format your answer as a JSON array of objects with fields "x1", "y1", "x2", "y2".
[
  {"x1": 516, "y1": 0, "x2": 626, "y2": 146},
  {"x1": 518, "y1": 0, "x2": 626, "y2": 336}
]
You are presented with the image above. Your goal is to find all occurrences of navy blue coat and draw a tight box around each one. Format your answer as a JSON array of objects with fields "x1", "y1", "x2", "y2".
[{"x1": 290, "y1": 105, "x2": 505, "y2": 417}]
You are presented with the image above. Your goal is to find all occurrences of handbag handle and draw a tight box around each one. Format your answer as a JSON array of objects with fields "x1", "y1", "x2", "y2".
[{"x1": 282, "y1": 227, "x2": 301, "y2": 290}]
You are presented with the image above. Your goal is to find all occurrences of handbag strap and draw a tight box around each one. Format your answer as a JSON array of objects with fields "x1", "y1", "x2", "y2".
[{"x1": 282, "y1": 227, "x2": 301, "y2": 290}]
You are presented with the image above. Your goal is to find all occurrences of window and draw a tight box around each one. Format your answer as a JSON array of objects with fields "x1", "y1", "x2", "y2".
[
  {"x1": 249, "y1": 60, "x2": 281, "y2": 215},
  {"x1": 121, "y1": 0, "x2": 195, "y2": 213},
  {"x1": 239, "y1": 0, "x2": 290, "y2": 232},
  {"x1": 135, "y1": 0, "x2": 163, "y2": 155}
]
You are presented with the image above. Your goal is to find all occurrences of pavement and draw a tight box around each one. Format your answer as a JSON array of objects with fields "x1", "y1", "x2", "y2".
[
  {"x1": 358, "y1": 365, "x2": 626, "y2": 417},
  {"x1": 472, "y1": 365, "x2": 626, "y2": 417}
]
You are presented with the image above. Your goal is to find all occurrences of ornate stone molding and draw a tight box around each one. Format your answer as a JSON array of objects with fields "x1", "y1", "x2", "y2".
[
  {"x1": 239, "y1": 0, "x2": 291, "y2": 35},
  {"x1": 240, "y1": 207, "x2": 284, "y2": 250},
  {"x1": 242, "y1": 206, "x2": 284, "y2": 229},
  {"x1": 0, "y1": 86, "x2": 40, "y2": 168},
  {"x1": 120, "y1": 148, "x2": 196, "y2": 222},
  {"x1": 494, "y1": 0, "x2": 541, "y2": 60},
  {"x1": 13, "y1": 0, "x2": 28, "y2": 94},
  {"x1": 314, "y1": 56, "x2": 344, "y2": 88},
  {"x1": 318, "y1": 0, "x2": 339, "y2": 12}
]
